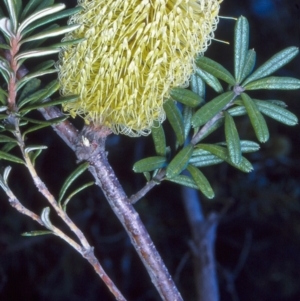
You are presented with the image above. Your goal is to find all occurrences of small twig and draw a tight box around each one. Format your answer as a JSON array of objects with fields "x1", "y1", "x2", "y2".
[{"x1": 129, "y1": 169, "x2": 166, "y2": 204}]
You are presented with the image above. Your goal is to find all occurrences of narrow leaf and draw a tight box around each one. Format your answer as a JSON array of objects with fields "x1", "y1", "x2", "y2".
[
  {"x1": 170, "y1": 87, "x2": 204, "y2": 108},
  {"x1": 187, "y1": 165, "x2": 214, "y2": 198},
  {"x1": 241, "y1": 93, "x2": 269, "y2": 142},
  {"x1": 17, "y1": 78, "x2": 41, "y2": 104},
  {"x1": 4, "y1": 0, "x2": 18, "y2": 32},
  {"x1": 41, "y1": 207, "x2": 53, "y2": 230},
  {"x1": 133, "y1": 156, "x2": 167, "y2": 173},
  {"x1": 192, "y1": 91, "x2": 235, "y2": 128},
  {"x1": 239, "y1": 49, "x2": 256, "y2": 83},
  {"x1": 30, "y1": 60, "x2": 55, "y2": 73},
  {"x1": 0, "y1": 134, "x2": 17, "y2": 143},
  {"x1": 242, "y1": 47, "x2": 299, "y2": 86},
  {"x1": 218, "y1": 140, "x2": 260, "y2": 153},
  {"x1": 244, "y1": 76, "x2": 300, "y2": 90},
  {"x1": 0, "y1": 17, "x2": 13, "y2": 38},
  {"x1": 22, "y1": 230, "x2": 52, "y2": 236},
  {"x1": 182, "y1": 106, "x2": 193, "y2": 139},
  {"x1": 15, "y1": 48, "x2": 60, "y2": 62},
  {"x1": 227, "y1": 105, "x2": 247, "y2": 116},
  {"x1": 166, "y1": 144, "x2": 194, "y2": 178},
  {"x1": 21, "y1": 116, "x2": 67, "y2": 125},
  {"x1": 195, "y1": 67, "x2": 223, "y2": 93},
  {"x1": 3, "y1": 165, "x2": 12, "y2": 184},
  {"x1": 0, "y1": 150, "x2": 24, "y2": 164},
  {"x1": 21, "y1": 0, "x2": 42, "y2": 20},
  {"x1": 166, "y1": 174, "x2": 198, "y2": 190},
  {"x1": 151, "y1": 122, "x2": 166, "y2": 157},
  {"x1": 224, "y1": 112, "x2": 241, "y2": 164},
  {"x1": 189, "y1": 153, "x2": 223, "y2": 167},
  {"x1": 190, "y1": 73, "x2": 206, "y2": 97},
  {"x1": 163, "y1": 99, "x2": 185, "y2": 145},
  {"x1": 58, "y1": 162, "x2": 90, "y2": 202},
  {"x1": 25, "y1": 145, "x2": 47, "y2": 153},
  {"x1": 196, "y1": 144, "x2": 253, "y2": 172},
  {"x1": 234, "y1": 16, "x2": 249, "y2": 82},
  {"x1": 196, "y1": 56, "x2": 236, "y2": 85},
  {"x1": 254, "y1": 99, "x2": 298, "y2": 126}
]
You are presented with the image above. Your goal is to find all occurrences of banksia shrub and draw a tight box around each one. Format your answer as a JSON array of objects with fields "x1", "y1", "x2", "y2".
[{"x1": 58, "y1": 0, "x2": 221, "y2": 136}]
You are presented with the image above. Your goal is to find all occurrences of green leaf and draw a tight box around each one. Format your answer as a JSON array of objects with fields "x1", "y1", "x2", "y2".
[
  {"x1": 17, "y1": 78, "x2": 41, "y2": 104},
  {"x1": 195, "y1": 67, "x2": 223, "y2": 93},
  {"x1": 28, "y1": 148, "x2": 43, "y2": 166},
  {"x1": 242, "y1": 46, "x2": 299, "y2": 86},
  {"x1": 191, "y1": 91, "x2": 235, "y2": 128},
  {"x1": 21, "y1": 123, "x2": 52, "y2": 139},
  {"x1": 170, "y1": 87, "x2": 204, "y2": 108},
  {"x1": 196, "y1": 144, "x2": 253, "y2": 172},
  {"x1": 3, "y1": 166, "x2": 12, "y2": 185},
  {"x1": 18, "y1": 3, "x2": 65, "y2": 34},
  {"x1": 224, "y1": 111, "x2": 241, "y2": 164},
  {"x1": 0, "y1": 43, "x2": 10, "y2": 50},
  {"x1": 227, "y1": 105, "x2": 247, "y2": 116},
  {"x1": 196, "y1": 56, "x2": 236, "y2": 85},
  {"x1": 239, "y1": 49, "x2": 256, "y2": 83},
  {"x1": 30, "y1": 60, "x2": 55, "y2": 73},
  {"x1": 21, "y1": 0, "x2": 43, "y2": 20},
  {"x1": 19, "y1": 95, "x2": 78, "y2": 113},
  {"x1": 0, "y1": 150, "x2": 24, "y2": 164},
  {"x1": 187, "y1": 165, "x2": 214, "y2": 198},
  {"x1": 21, "y1": 116, "x2": 67, "y2": 125},
  {"x1": 166, "y1": 144, "x2": 194, "y2": 178},
  {"x1": 151, "y1": 122, "x2": 166, "y2": 157},
  {"x1": 166, "y1": 174, "x2": 198, "y2": 189},
  {"x1": 0, "y1": 134, "x2": 17, "y2": 143},
  {"x1": 4, "y1": 0, "x2": 18, "y2": 32},
  {"x1": 22, "y1": 6, "x2": 83, "y2": 36},
  {"x1": 189, "y1": 153, "x2": 223, "y2": 167},
  {"x1": 0, "y1": 88, "x2": 8, "y2": 105},
  {"x1": 241, "y1": 93, "x2": 269, "y2": 142},
  {"x1": 22, "y1": 230, "x2": 52, "y2": 236},
  {"x1": 62, "y1": 182, "x2": 94, "y2": 211},
  {"x1": 133, "y1": 156, "x2": 167, "y2": 173},
  {"x1": 58, "y1": 162, "x2": 90, "y2": 203},
  {"x1": 25, "y1": 145, "x2": 47, "y2": 153},
  {"x1": 234, "y1": 16, "x2": 249, "y2": 83},
  {"x1": 34, "y1": 0, "x2": 55, "y2": 13},
  {"x1": 244, "y1": 76, "x2": 300, "y2": 90},
  {"x1": 182, "y1": 106, "x2": 193, "y2": 139},
  {"x1": 190, "y1": 72, "x2": 206, "y2": 97},
  {"x1": 21, "y1": 24, "x2": 81, "y2": 44},
  {"x1": 254, "y1": 99, "x2": 298, "y2": 126},
  {"x1": 218, "y1": 140, "x2": 260, "y2": 153},
  {"x1": 0, "y1": 17, "x2": 13, "y2": 38},
  {"x1": 18, "y1": 80, "x2": 59, "y2": 108},
  {"x1": 15, "y1": 48, "x2": 60, "y2": 62},
  {"x1": 163, "y1": 99, "x2": 185, "y2": 145},
  {"x1": 50, "y1": 38, "x2": 85, "y2": 49}
]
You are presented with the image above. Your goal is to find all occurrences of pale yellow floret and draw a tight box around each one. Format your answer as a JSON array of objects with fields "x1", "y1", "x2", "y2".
[{"x1": 58, "y1": 0, "x2": 221, "y2": 136}]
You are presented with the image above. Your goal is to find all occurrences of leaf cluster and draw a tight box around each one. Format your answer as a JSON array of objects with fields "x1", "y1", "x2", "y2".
[{"x1": 133, "y1": 16, "x2": 299, "y2": 199}]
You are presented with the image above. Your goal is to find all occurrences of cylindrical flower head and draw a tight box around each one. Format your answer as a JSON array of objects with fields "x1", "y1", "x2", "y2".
[{"x1": 58, "y1": 0, "x2": 221, "y2": 136}]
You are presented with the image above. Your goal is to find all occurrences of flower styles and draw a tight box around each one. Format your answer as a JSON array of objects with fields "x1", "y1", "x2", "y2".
[{"x1": 58, "y1": 0, "x2": 221, "y2": 136}]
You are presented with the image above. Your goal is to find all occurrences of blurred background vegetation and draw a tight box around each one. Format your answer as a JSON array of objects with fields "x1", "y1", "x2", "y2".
[{"x1": 1, "y1": 0, "x2": 300, "y2": 300}]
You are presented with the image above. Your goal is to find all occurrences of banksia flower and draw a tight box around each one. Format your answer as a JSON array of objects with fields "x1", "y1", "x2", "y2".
[{"x1": 58, "y1": 0, "x2": 221, "y2": 136}]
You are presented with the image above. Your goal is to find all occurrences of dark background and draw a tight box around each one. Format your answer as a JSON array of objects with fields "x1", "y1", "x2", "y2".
[{"x1": 1, "y1": 0, "x2": 300, "y2": 300}]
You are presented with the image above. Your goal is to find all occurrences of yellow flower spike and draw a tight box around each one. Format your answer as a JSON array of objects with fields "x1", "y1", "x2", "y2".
[{"x1": 58, "y1": 0, "x2": 221, "y2": 136}]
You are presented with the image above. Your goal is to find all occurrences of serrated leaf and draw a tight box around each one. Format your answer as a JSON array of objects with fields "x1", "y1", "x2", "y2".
[
  {"x1": 22, "y1": 230, "x2": 52, "y2": 236},
  {"x1": 239, "y1": 49, "x2": 256, "y2": 83},
  {"x1": 190, "y1": 73, "x2": 206, "y2": 97},
  {"x1": 196, "y1": 56, "x2": 236, "y2": 85},
  {"x1": 19, "y1": 95, "x2": 78, "y2": 113},
  {"x1": 227, "y1": 105, "x2": 247, "y2": 116},
  {"x1": 191, "y1": 91, "x2": 234, "y2": 128},
  {"x1": 21, "y1": 24, "x2": 81, "y2": 44},
  {"x1": 22, "y1": 6, "x2": 83, "y2": 36},
  {"x1": 242, "y1": 47, "x2": 299, "y2": 86},
  {"x1": 163, "y1": 99, "x2": 185, "y2": 145},
  {"x1": 17, "y1": 78, "x2": 41, "y2": 104},
  {"x1": 244, "y1": 76, "x2": 300, "y2": 90},
  {"x1": 196, "y1": 144, "x2": 253, "y2": 172},
  {"x1": 58, "y1": 162, "x2": 90, "y2": 203},
  {"x1": 62, "y1": 182, "x2": 94, "y2": 211},
  {"x1": 195, "y1": 67, "x2": 223, "y2": 93},
  {"x1": 224, "y1": 111, "x2": 241, "y2": 164},
  {"x1": 187, "y1": 165, "x2": 214, "y2": 198},
  {"x1": 170, "y1": 87, "x2": 204, "y2": 108},
  {"x1": 133, "y1": 156, "x2": 166, "y2": 173},
  {"x1": 254, "y1": 99, "x2": 298, "y2": 126},
  {"x1": 166, "y1": 144, "x2": 193, "y2": 178},
  {"x1": 18, "y1": 80, "x2": 59, "y2": 108},
  {"x1": 0, "y1": 134, "x2": 17, "y2": 143},
  {"x1": 18, "y1": 3, "x2": 65, "y2": 34},
  {"x1": 0, "y1": 150, "x2": 24, "y2": 164},
  {"x1": 182, "y1": 106, "x2": 193, "y2": 139},
  {"x1": 241, "y1": 93, "x2": 269, "y2": 143},
  {"x1": 166, "y1": 174, "x2": 198, "y2": 189},
  {"x1": 151, "y1": 122, "x2": 166, "y2": 157},
  {"x1": 234, "y1": 16, "x2": 249, "y2": 82}
]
